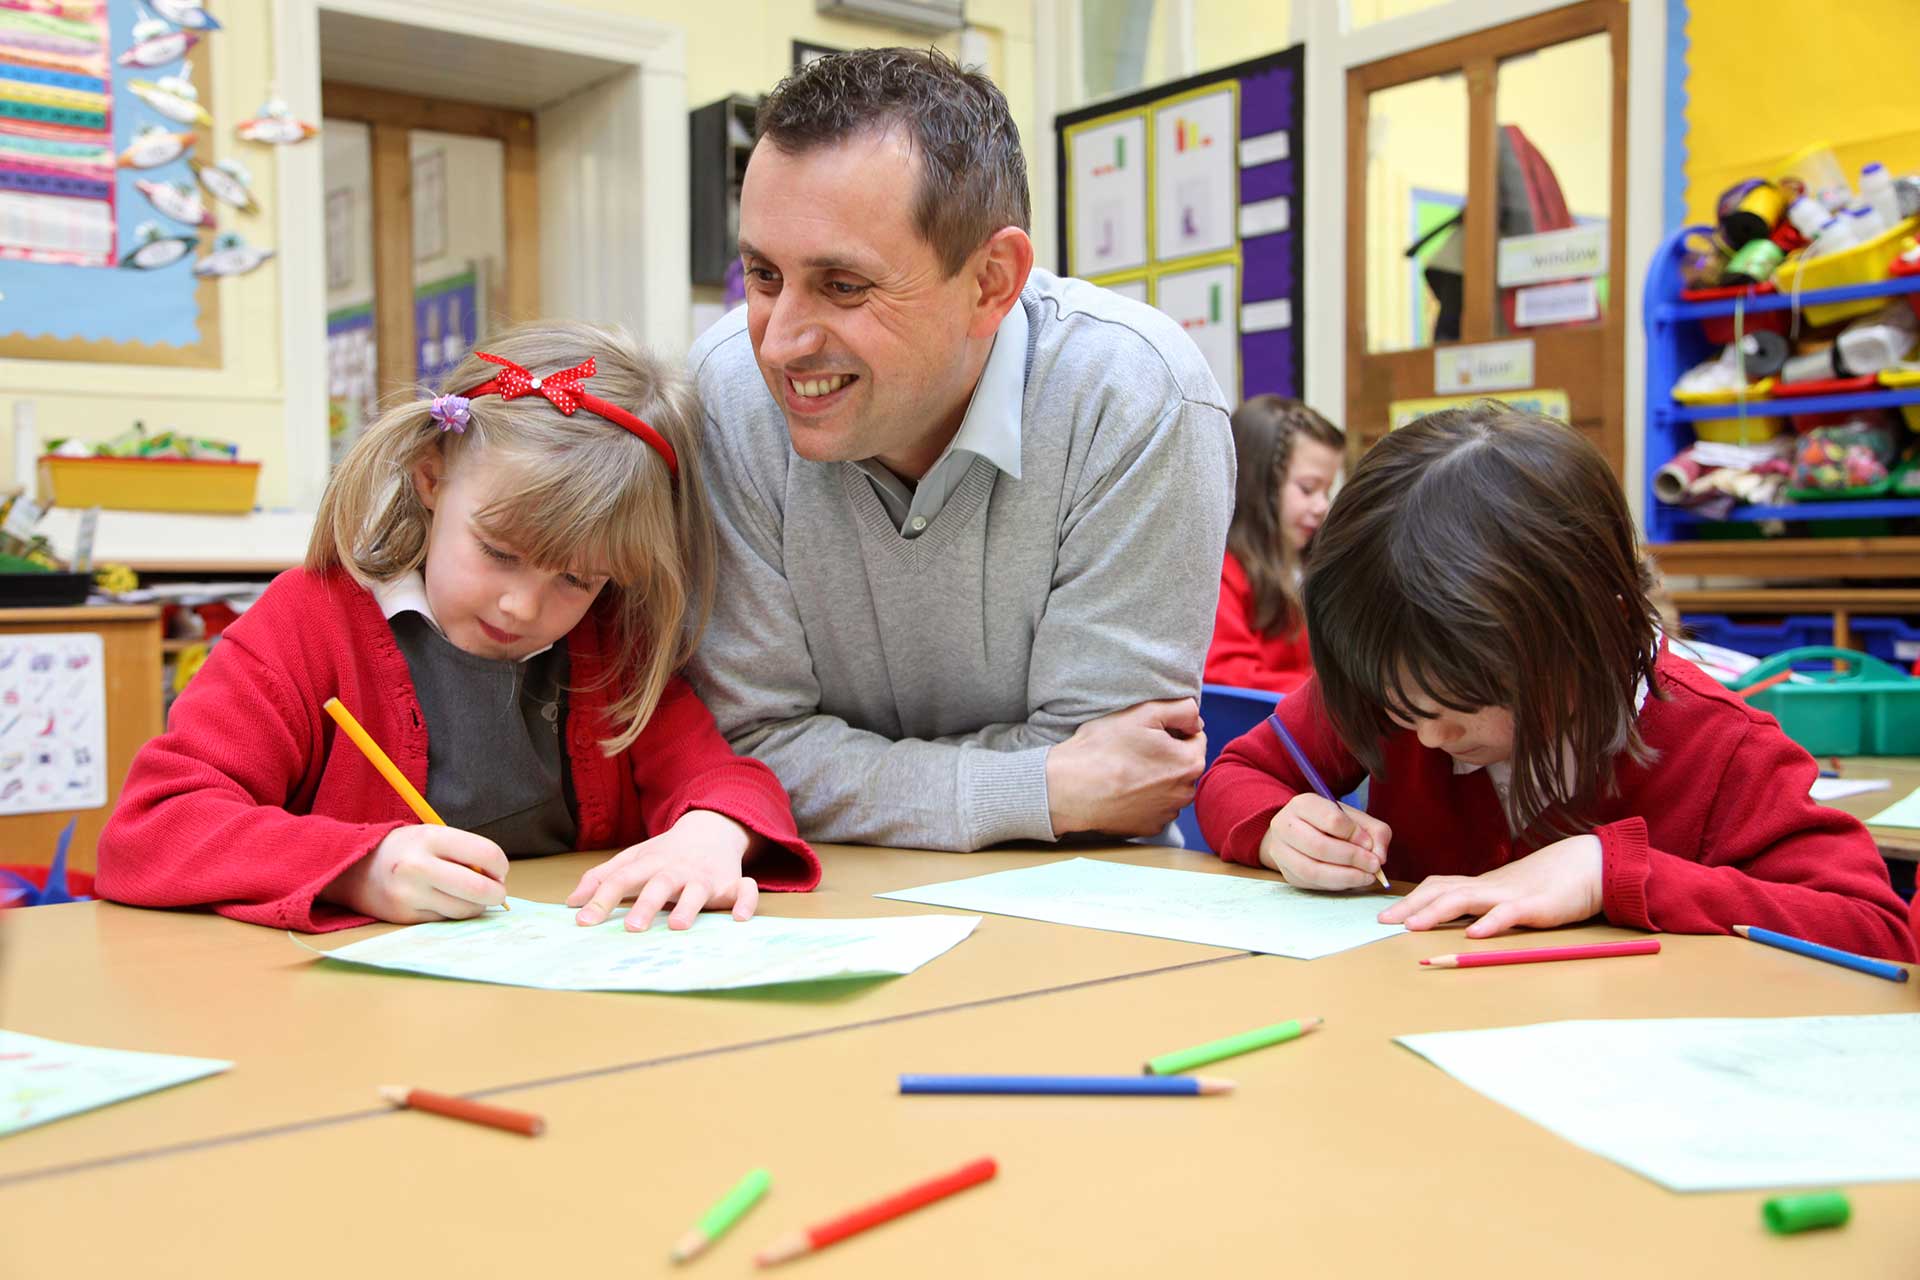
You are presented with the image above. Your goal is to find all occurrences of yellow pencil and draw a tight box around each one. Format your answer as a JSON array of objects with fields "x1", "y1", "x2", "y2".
[{"x1": 322, "y1": 696, "x2": 508, "y2": 910}]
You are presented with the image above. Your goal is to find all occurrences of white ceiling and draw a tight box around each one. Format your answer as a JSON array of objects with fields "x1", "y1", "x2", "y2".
[{"x1": 317, "y1": 10, "x2": 631, "y2": 111}]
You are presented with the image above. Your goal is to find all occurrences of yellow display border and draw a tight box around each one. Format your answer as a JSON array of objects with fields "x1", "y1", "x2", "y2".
[{"x1": 1061, "y1": 106, "x2": 1151, "y2": 281}]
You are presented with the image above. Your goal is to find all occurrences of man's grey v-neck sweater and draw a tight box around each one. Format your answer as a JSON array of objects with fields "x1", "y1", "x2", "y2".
[{"x1": 687, "y1": 269, "x2": 1235, "y2": 851}]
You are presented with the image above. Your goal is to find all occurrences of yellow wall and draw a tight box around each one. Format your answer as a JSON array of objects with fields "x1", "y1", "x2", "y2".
[
  {"x1": 1194, "y1": 2, "x2": 1291, "y2": 81},
  {"x1": 0, "y1": 0, "x2": 1034, "y2": 506},
  {"x1": 1684, "y1": 0, "x2": 1920, "y2": 228}
]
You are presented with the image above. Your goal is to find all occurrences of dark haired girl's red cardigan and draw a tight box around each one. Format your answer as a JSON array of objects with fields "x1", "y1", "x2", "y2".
[
  {"x1": 96, "y1": 568, "x2": 818, "y2": 933},
  {"x1": 1196, "y1": 648, "x2": 1916, "y2": 962},
  {"x1": 1204, "y1": 551, "x2": 1314, "y2": 694}
]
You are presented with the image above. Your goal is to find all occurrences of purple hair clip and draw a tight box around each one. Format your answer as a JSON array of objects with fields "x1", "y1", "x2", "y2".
[{"x1": 429, "y1": 394, "x2": 471, "y2": 432}]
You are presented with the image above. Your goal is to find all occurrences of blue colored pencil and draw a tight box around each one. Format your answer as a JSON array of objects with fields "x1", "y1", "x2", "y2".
[
  {"x1": 1733, "y1": 925, "x2": 1910, "y2": 984},
  {"x1": 1265, "y1": 711, "x2": 1389, "y2": 889},
  {"x1": 898, "y1": 1074, "x2": 1234, "y2": 1096}
]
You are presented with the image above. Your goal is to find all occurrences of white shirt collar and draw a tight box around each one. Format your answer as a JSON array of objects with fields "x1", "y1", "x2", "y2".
[
  {"x1": 936, "y1": 295, "x2": 1027, "y2": 481},
  {"x1": 370, "y1": 570, "x2": 555, "y2": 660},
  {"x1": 1451, "y1": 676, "x2": 1652, "y2": 779}
]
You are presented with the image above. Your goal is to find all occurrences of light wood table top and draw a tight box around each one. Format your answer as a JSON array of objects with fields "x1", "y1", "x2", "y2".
[
  {"x1": 2, "y1": 922, "x2": 1913, "y2": 1279},
  {"x1": 0, "y1": 842, "x2": 1257, "y2": 1182},
  {"x1": 1828, "y1": 757, "x2": 1920, "y2": 862}
]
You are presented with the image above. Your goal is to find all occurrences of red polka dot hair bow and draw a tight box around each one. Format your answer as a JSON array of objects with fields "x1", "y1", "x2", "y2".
[{"x1": 456, "y1": 351, "x2": 679, "y2": 478}]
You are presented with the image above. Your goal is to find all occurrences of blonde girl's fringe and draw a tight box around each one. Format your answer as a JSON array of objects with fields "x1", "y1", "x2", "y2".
[{"x1": 308, "y1": 319, "x2": 717, "y2": 757}]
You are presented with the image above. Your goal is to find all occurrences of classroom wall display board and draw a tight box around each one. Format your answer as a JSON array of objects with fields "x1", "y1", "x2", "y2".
[
  {"x1": 0, "y1": 0, "x2": 220, "y2": 365},
  {"x1": 1056, "y1": 46, "x2": 1303, "y2": 404},
  {"x1": 0, "y1": 632, "x2": 108, "y2": 817}
]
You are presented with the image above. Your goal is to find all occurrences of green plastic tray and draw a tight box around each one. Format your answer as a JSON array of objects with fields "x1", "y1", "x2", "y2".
[{"x1": 1728, "y1": 647, "x2": 1920, "y2": 756}]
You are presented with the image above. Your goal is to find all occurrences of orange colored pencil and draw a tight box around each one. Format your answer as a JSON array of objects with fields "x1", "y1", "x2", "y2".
[
  {"x1": 377, "y1": 1085, "x2": 544, "y2": 1136},
  {"x1": 323, "y1": 696, "x2": 506, "y2": 910},
  {"x1": 756, "y1": 1157, "x2": 997, "y2": 1266}
]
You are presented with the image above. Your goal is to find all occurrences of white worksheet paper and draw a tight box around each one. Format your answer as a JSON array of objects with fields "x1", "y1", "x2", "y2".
[
  {"x1": 314, "y1": 899, "x2": 980, "y2": 992},
  {"x1": 1396, "y1": 1014, "x2": 1920, "y2": 1191},
  {"x1": 1, "y1": 1030, "x2": 230, "y2": 1138},
  {"x1": 877, "y1": 857, "x2": 1401, "y2": 960}
]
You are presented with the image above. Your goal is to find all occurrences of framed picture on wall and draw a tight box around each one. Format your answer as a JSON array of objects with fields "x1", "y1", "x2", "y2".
[
  {"x1": 412, "y1": 149, "x2": 446, "y2": 262},
  {"x1": 792, "y1": 40, "x2": 843, "y2": 69}
]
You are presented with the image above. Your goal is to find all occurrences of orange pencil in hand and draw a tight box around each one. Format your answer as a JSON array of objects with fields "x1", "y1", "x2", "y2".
[{"x1": 323, "y1": 696, "x2": 507, "y2": 910}]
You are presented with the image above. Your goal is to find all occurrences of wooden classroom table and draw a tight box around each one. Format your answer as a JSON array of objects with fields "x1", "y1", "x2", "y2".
[
  {"x1": 0, "y1": 842, "x2": 1253, "y2": 1183},
  {"x1": 3, "y1": 890, "x2": 1914, "y2": 1278},
  {"x1": 1827, "y1": 756, "x2": 1920, "y2": 863}
]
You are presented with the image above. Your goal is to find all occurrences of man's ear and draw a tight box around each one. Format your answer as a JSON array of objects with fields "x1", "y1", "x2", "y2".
[
  {"x1": 411, "y1": 452, "x2": 445, "y2": 512},
  {"x1": 967, "y1": 226, "x2": 1035, "y2": 340}
]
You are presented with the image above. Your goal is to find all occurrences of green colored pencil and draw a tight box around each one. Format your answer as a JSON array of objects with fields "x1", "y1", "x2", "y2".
[
  {"x1": 1143, "y1": 1016, "x2": 1323, "y2": 1075},
  {"x1": 671, "y1": 1167, "x2": 771, "y2": 1263}
]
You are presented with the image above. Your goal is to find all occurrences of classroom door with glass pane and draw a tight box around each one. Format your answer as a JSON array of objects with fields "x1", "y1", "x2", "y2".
[{"x1": 1345, "y1": 1, "x2": 1627, "y2": 474}]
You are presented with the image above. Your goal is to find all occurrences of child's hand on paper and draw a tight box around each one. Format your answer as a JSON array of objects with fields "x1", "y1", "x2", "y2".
[
  {"x1": 1378, "y1": 833, "x2": 1603, "y2": 937},
  {"x1": 1258, "y1": 793, "x2": 1392, "y2": 890},
  {"x1": 567, "y1": 810, "x2": 760, "y2": 932},
  {"x1": 323, "y1": 825, "x2": 509, "y2": 923}
]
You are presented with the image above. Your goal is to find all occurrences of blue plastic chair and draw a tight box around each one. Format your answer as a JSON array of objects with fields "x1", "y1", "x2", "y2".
[{"x1": 1174, "y1": 683, "x2": 1284, "y2": 852}]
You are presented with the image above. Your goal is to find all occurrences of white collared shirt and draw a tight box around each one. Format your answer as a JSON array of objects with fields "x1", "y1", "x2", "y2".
[
  {"x1": 369, "y1": 570, "x2": 554, "y2": 659},
  {"x1": 854, "y1": 298, "x2": 1027, "y2": 538}
]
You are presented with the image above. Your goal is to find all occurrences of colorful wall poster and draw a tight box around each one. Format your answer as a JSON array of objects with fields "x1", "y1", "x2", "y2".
[
  {"x1": 1151, "y1": 86, "x2": 1236, "y2": 263},
  {"x1": 1155, "y1": 261, "x2": 1239, "y2": 401},
  {"x1": 0, "y1": 632, "x2": 109, "y2": 817},
  {"x1": 1066, "y1": 112, "x2": 1147, "y2": 278}
]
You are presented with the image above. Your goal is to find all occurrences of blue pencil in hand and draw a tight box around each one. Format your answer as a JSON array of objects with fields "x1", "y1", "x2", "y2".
[
  {"x1": 1265, "y1": 711, "x2": 1389, "y2": 889},
  {"x1": 899, "y1": 1074, "x2": 1234, "y2": 1096},
  {"x1": 1732, "y1": 925, "x2": 1910, "y2": 984}
]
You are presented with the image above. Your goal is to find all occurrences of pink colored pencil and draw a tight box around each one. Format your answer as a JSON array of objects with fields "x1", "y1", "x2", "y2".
[{"x1": 1421, "y1": 938, "x2": 1661, "y2": 969}]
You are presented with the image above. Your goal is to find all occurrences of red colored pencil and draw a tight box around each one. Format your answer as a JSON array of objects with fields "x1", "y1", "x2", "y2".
[
  {"x1": 1420, "y1": 938, "x2": 1661, "y2": 969},
  {"x1": 1736, "y1": 670, "x2": 1793, "y2": 701},
  {"x1": 377, "y1": 1085, "x2": 545, "y2": 1136},
  {"x1": 755, "y1": 1156, "x2": 997, "y2": 1266}
]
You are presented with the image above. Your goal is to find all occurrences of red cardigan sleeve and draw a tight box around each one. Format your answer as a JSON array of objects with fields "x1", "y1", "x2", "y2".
[
  {"x1": 1204, "y1": 554, "x2": 1312, "y2": 694},
  {"x1": 1195, "y1": 680, "x2": 1366, "y2": 867},
  {"x1": 1597, "y1": 719, "x2": 1916, "y2": 962},
  {"x1": 94, "y1": 628, "x2": 400, "y2": 933},
  {"x1": 624, "y1": 675, "x2": 820, "y2": 891}
]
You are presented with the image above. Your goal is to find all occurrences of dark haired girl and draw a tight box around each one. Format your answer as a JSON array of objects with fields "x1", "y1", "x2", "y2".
[{"x1": 1196, "y1": 404, "x2": 1914, "y2": 960}]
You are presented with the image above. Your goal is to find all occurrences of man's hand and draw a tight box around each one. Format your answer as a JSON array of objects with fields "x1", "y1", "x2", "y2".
[{"x1": 1046, "y1": 698, "x2": 1206, "y2": 837}]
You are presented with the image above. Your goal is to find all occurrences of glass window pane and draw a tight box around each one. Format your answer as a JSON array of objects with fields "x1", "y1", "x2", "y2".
[
  {"x1": 1364, "y1": 72, "x2": 1468, "y2": 353},
  {"x1": 409, "y1": 130, "x2": 504, "y2": 384},
  {"x1": 1347, "y1": 0, "x2": 1449, "y2": 29},
  {"x1": 1494, "y1": 33, "x2": 1612, "y2": 337},
  {"x1": 322, "y1": 118, "x2": 375, "y2": 468},
  {"x1": 1082, "y1": 0, "x2": 1158, "y2": 101}
]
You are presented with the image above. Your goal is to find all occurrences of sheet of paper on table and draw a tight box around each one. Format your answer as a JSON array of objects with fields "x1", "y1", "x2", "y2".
[
  {"x1": 878, "y1": 857, "x2": 1402, "y2": 960},
  {"x1": 1396, "y1": 1014, "x2": 1920, "y2": 1191},
  {"x1": 1, "y1": 1029, "x2": 230, "y2": 1138},
  {"x1": 312, "y1": 899, "x2": 980, "y2": 992}
]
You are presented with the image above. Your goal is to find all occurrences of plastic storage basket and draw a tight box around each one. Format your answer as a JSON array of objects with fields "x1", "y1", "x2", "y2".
[
  {"x1": 1728, "y1": 647, "x2": 1920, "y2": 756},
  {"x1": 1772, "y1": 217, "x2": 1920, "y2": 326},
  {"x1": 37, "y1": 456, "x2": 260, "y2": 514}
]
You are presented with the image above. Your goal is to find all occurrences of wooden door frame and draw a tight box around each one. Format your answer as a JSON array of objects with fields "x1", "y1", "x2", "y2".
[
  {"x1": 320, "y1": 82, "x2": 539, "y2": 400},
  {"x1": 1343, "y1": 0, "x2": 1629, "y2": 472}
]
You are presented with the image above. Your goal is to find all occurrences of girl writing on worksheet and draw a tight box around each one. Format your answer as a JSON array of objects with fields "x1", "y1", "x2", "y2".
[
  {"x1": 1195, "y1": 404, "x2": 1914, "y2": 961},
  {"x1": 98, "y1": 320, "x2": 817, "y2": 932}
]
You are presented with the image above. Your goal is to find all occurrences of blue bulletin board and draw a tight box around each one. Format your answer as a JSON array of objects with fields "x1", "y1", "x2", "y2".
[
  {"x1": 1056, "y1": 46, "x2": 1304, "y2": 404},
  {"x1": 0, "y1": 0, "x2": 221, "y2": 364}
]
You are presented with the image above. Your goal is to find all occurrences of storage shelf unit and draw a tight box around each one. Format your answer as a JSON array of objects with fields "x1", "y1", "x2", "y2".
[{"x1": 1644, "y1": 224, "x2": 1920, "y2": 547}]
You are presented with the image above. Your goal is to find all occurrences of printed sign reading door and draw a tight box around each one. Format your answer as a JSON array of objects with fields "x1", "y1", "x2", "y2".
[{"x1": 1434, "y1": 339, "x2": 1535, "y2": 393}]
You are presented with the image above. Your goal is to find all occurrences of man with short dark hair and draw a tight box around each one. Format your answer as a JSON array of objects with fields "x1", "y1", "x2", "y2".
[{"x1": 689, "y1": 48, "x2": 1234, "y2": 851}]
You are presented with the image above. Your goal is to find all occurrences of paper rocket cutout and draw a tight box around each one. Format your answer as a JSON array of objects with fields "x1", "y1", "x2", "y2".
[
  {"x1": 0, "y1": 819, "x2": 90, "y2": 907},
  {"x1": 152, "y1": 0, "x2": 222, "y2": 29},
  {"x1": 193, "y1": 231, "x2": 273, "y2": 277},
  {"x1": 136, "y1": 178, "x2": 212, "y2": 227},
  {"x1": 237, "y1": 97, "x2": 317, "y2": 145},
  {"x1": 118, "y1": 17, "x2": 198, "y2": 68},
  {"x1": 129, "y1": 71, "x2": 211, "y2": 126},
  {"x1": 117, "y1": 125, "x2": 196, "y2": 170},
  {"x1": 120, "y1": 221, "x2": 197, "y2": 270},
  {"x1": 191, "y1": 156, "x2": 255, "y2": 213}
]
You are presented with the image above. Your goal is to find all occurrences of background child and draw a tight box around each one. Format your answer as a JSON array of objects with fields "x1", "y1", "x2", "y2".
[
  {"x1": 97, "y1": 320, "x2": 818, "y2": 933},
  {"x1": 1196, "y1": 404, "x2": 1915, "y2": 961},
  {"x1": 1205, "y1": 396, "x2": 1346, "y2": 693}
]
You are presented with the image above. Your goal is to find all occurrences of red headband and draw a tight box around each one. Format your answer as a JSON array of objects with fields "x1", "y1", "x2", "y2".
[{"x1": 456, "y1": 351, "x2": 679, "y2": 478}]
